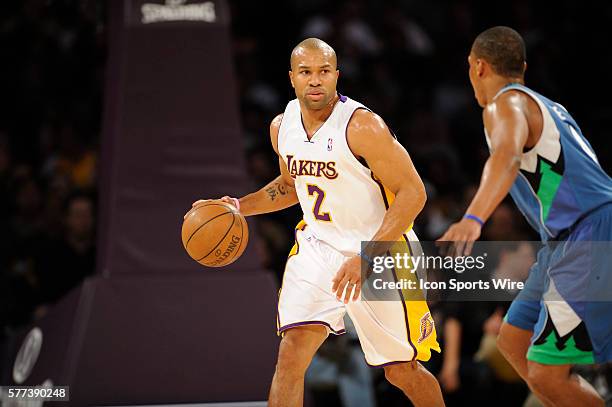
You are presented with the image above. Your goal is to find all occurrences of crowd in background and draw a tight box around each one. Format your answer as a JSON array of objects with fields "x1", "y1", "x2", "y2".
[
  {"x1": 0, "y1": 0, "x2": 104, "y2": 338},
  {"x1": 1, "y1": 0, "x2": 611, "y2": 405}
]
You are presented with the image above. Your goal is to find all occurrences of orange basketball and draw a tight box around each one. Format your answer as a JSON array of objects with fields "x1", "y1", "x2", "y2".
[{"x1": 181, "y1": 200, "x2": 249, "y2": 267}]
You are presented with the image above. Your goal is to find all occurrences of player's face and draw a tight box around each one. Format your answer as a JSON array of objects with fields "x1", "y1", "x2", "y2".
[
  {"x1": 468, "y1": 53, "x2": 486, "y2": 107},
  {"x1": 289, "y1": 49, "x2": 339, "y2": 110}
]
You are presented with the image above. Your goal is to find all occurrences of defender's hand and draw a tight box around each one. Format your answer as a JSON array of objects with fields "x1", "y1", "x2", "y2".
[
  {"x1": 332, "y1": 256, "x2": 362, "y2": 303},
  {"x1": 437, "y1": 218, "x2": 482, "y2": 256}
]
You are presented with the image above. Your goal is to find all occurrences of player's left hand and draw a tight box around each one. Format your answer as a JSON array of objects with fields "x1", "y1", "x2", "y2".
[
  {"x1": 437, "y1": 217, "x2": 482, "y2": 256},
  {"x1": 332, "y1": 255, "x2": 362, "y2": 303}
]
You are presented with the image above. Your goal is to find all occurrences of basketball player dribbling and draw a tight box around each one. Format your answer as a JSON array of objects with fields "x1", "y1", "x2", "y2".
[
  {"x1": 191, "y1": 38, "x2": 445, "y2": 406},
  {"x1": 439, "y1": 27, "x2": 612, "y2": 407}
]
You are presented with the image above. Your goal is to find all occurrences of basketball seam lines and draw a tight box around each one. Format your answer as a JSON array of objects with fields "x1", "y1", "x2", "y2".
[
  {"x1": 185, "y1": 210, "x2": 232, "y2": 248},
  {"x1": 185, "y1": 202, "x2": 231, "y2": 219},
  {"x1": 230, "y1": 213, "x2": 245, "y2": 262},
  {"x1": 196, "y1": 212, "x2": 237, "y2": 261}
]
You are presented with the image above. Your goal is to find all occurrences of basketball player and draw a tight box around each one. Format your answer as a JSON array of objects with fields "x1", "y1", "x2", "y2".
[
  {"x1": 439, "y1": 26, "x2": 612, "y2": 406},
  {"x1": 191, "y1": 38, "x2": 444, "y2": 406}
]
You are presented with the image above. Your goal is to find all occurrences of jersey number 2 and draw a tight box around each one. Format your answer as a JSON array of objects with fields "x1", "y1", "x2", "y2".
[{"x1": 307, "y1": 184, "x2": 332, "y2": 222}]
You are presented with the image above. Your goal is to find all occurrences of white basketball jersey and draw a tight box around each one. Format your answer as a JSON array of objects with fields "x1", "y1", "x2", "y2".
[{"x1": 278, "y1": 94, "x2": 401, "y2": 254}]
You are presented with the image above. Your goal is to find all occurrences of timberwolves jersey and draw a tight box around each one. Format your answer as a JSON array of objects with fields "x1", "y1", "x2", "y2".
[
  {"x1": 277, "y1": 94, "x2": 403, "y2": 254},
  {"x1": 486, "y1": 84, "x2": 612, "y2": 241}
]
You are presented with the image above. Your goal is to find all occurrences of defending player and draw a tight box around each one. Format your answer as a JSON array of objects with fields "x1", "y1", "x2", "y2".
[
  {"x1": 191, "y1": 38, "x2": 444, "y2": 406},
  {"x1": 439, "y1": 26, "x2": 612, "y2": 406}
]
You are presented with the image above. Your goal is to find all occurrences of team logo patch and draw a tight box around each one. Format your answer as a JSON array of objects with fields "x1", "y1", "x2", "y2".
[
  {"x1": 418, "y1": 312, "x2": 434, "y2": 344},
  {"x1": 327, "y1": 138, "x2": 333, "y2": 151}
]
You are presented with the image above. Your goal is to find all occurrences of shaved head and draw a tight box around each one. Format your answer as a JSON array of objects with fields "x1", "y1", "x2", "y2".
[
  {"x1": 288, "y1": 38, "x2": 339, "y2": 110},
  {"x1": 290, "y1": 38, "x2": 337, "y2": 70}
]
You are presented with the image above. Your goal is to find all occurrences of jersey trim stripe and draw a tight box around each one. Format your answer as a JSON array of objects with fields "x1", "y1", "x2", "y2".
[
  {"x1": 343, "y1": 106, "x2": 371, "y2": 166},
  {"x1": 389, "y1": 261, "x2": 418, "y2": 360},
  {"x1": 401, "y1": 236, "x2": 419, "y2": 360},
  {"x1": 288, "y1": 220, "x2": 308, "y2": 258},
  {"x1": 278, "y1": 321, "x2": 346, "y2": 337},
  {"x1": 300, "y1": 96, "x2": 344, "y2": 141},
  {"x1": 388, "y1": 243, "x2": 419, "y2": 361},
  {"x1": 366, "y1": 359, "x2": 415, "y2": 368},
  {"x1": 371, "y1": 171, "x2": 391, "y2": 209},
  {"x1": 371, "y1": 172, "x2": 414, "y2": 232}
]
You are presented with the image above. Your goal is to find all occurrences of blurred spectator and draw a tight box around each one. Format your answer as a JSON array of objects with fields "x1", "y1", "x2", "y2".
[
  {"x1": 0, "y1": 0, "x2": 104, "y2": 346},
  {"x1": 435, "y1": 204, "x2": 536, "y2": 406},
  {"x1": 306, "y1": 317, "x2": 376, "y2": 407},
  {"x1": 35, "y1": 191, "x2": 96, "y2": 306},
  {"x1": 45, "y1": 122, "x2": 97, "y2": 190}
]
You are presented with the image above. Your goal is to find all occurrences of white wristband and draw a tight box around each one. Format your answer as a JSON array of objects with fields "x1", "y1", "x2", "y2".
[{"x1": 230, "y1": 197, "x2": 240, "y2": 211}]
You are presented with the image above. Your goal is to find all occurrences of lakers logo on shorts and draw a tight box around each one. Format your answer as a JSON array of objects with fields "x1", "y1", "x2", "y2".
[{"x1": 418, "y1": 312, "x2": 434, "y2": 344}]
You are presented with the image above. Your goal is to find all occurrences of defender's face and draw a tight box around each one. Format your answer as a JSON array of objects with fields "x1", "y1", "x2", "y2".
[
  {"x1": 289, "y1": 48, "x2": 339, "y2": 110},
  {"x1": 468, "y1": 53, "x2": 486, "y2": 108}
]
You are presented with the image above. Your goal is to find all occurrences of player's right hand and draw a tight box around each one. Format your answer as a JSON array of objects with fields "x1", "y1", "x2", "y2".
[
  {"x1": 190, "y1": 199, "x2": 210, "y2": 209},
  {"x1": 184, "y1": 200, "x2": 208, "y2": 219},
  {"x1": 185, "y1": 197, "x2": 240, "y2": 219},
  {"x1": 218, "y1": 196, "x2": 240, "y2": 211}
]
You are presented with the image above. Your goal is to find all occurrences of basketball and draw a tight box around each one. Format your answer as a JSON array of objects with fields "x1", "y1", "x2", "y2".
[{"x1": 181, "y1": 200, "x2": 249, "y2": 267}]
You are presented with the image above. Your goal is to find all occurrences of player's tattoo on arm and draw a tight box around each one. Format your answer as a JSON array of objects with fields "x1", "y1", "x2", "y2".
[
  {"x1": 265, "y1": 185, "x2": 278, "y2": 201},
  {"x1": 265, "y1": 182, "x2": 289, "y2": 201}
]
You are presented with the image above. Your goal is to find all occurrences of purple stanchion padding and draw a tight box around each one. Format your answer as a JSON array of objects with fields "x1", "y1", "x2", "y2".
[
  {"x1": 2, "y1": 273, "x2": 278, "y2": 406},
  {"x1": 98, "y1": 0, "x2": 260, "y2": 275}
]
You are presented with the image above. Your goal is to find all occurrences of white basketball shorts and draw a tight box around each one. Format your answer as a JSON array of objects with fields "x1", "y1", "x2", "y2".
[{"x1": 276, "y1": 221, "x2": 440, "y2": 366}]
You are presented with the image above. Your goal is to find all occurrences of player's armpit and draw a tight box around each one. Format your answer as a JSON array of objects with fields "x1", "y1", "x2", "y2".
[
  {"x1": 277, "y1": 155, "x2": 296, "y2": 189},
  {"x1": 269, "y1": 112, "x2": 297, "y2": 197},
  {"x1": 270, "y1": 113, "x2": 284, "y2": 155},
  {"x1": 270, "y1": 112, "x2": 297, "y2": 199}
]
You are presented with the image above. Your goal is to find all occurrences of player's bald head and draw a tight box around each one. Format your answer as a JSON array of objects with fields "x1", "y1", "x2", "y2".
[
  {"x1": 290, "y1": 38, "x2": 337, "y2": 70},
  {"x1": 472, "y1": 26, "x2": 526, "y2": 78}
]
